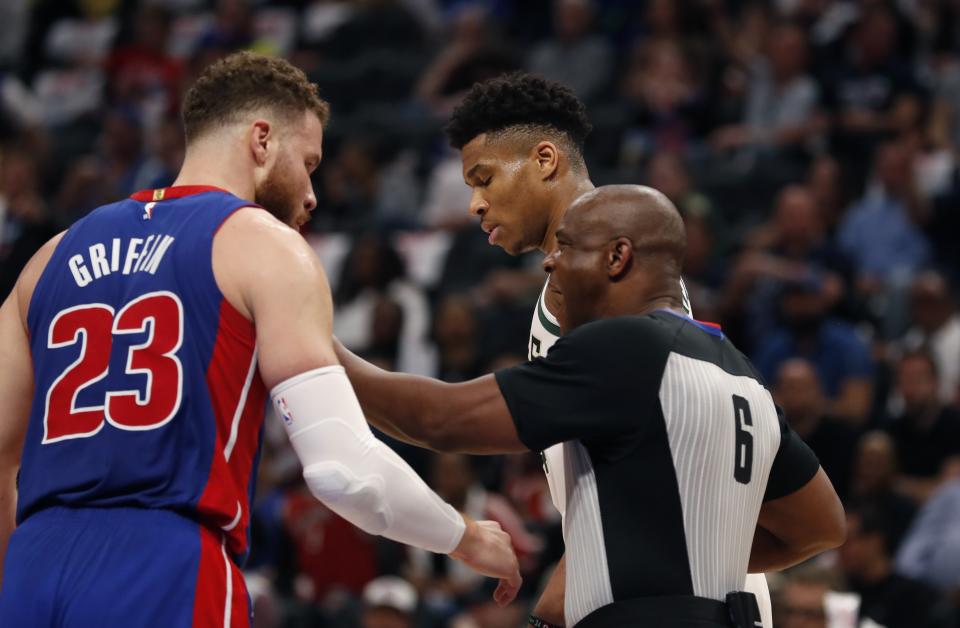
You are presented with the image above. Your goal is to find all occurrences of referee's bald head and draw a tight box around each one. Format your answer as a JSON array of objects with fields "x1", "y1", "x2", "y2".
[
  {"x1": 575, "y1": 184, "x2": 686, "y2": 268},
  {"x1": 544, "y1": 184, "x2": 687, "y2": 331}
]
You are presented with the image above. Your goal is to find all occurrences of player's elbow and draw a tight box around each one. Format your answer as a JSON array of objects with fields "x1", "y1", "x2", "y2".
[
  {"x1": 814, "y1": 478, "x2": 847, "y2": 551},
  {"x1": 820, "y1": 502, "x2": 847, "y2": 550}
]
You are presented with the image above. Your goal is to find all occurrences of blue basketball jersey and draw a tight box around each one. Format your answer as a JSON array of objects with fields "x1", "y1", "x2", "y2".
[{"x1": 21, "y1": 186, "x2": 268, "y2": 562}]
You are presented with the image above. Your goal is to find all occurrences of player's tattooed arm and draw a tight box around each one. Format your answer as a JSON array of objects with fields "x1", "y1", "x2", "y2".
[{"x1": 334, "y1": 339, "x2": 527, "y2": 455}]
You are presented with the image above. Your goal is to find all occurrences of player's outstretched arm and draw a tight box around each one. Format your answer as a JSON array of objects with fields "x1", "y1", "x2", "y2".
[
  {"x1": 750, "y1": 468, "x2": 846, "y2": 572},
  {"x1": 213, "y1": 210, "x2": 521, "y2": 598},
  {"x1": 335, "y1": 339, "x2": 529, "y2": 454},
  {"x1": 0, "y1": 233, "x2": 63, "y2": 588}
]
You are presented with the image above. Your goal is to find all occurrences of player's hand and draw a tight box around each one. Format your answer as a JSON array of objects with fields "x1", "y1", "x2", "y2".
[{"x1": 450, "y1": 518, "x2": 522, "y2": 606}]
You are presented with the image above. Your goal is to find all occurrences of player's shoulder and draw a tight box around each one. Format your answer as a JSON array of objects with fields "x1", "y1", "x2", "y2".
[
  {"x1": 15, "y1": 231, "x2": 68, "y2": 320},
  {"x1": 217, "y1": 207, "x2": 317, "y2": 266},
  {"x1": 213, "y1": 208, "x2": 329, "y2": 317},
  {"x1": 558, "y1": 313, "x2": 677, "y2": 361}
]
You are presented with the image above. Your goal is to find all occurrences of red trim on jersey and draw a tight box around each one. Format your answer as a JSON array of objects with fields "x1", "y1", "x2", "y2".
[
  {"x1": 229, "y1": 564, "x2": 248, "y2": 626},
  {"x1": 696, "y1": 320, "x2": 722, "y2": 330},
  {"x1": 192, "y1": 525, "x2": 227, "y2": 627},
  {"x1": 130, "y1": 185, "x2": 231, "y2": 202},
  {"x1": 197, "y1": 297, "x2": 267, "y2": 557}
]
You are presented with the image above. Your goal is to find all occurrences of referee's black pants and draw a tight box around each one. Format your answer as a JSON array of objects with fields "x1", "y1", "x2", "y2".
[{"x1": 576, "y1": 594, "x2": 758, "y2": 628}]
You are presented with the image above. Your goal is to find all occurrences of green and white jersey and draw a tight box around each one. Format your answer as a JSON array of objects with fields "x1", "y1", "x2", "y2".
[{"x1": 527, "y1": 284, "x2": 567, "y2": 514}]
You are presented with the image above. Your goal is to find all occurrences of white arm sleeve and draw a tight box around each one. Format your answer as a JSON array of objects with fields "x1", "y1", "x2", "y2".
[{"x1": 270, "y1": 366, "x2": 465, "y2": 554}]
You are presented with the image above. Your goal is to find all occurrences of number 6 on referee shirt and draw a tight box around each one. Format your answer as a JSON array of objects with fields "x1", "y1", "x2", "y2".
[
  {"x1": 42, "y1": 291, "x2": 184, "y2": 444},
  {"x1": 732, "y1": 395, "x2": 754, "y2": 484}
]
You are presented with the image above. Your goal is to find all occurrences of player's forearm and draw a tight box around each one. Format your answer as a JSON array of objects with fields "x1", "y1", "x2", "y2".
[
  {"x1": 334, "y1": 339, "x2": 446, "y2": 447},
  {"x1": 532, "y1": 554, "x2": 566, "y2": 625},
  {"x1": 748, "y1": 525, "x2": 835, "y2": 573}
]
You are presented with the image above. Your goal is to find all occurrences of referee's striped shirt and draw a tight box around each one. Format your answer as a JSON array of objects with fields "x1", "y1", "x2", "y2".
[{"x1": 495, "y1": 311, "x2": 819, "y2": 627}]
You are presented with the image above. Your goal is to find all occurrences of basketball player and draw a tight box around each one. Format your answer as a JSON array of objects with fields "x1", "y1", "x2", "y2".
[
  {"x1": 0, "y1": 52, "x2": 520, "y2": 627},
  {"x1": 334, "y1": 185, "x2": 846, "y2": 628},
  {"x1": 443, "y1": 73, "x2": 771, "y2": 625}
]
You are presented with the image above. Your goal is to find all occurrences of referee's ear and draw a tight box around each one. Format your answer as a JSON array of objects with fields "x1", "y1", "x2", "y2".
[{"x1": 607, "y1": 237, "x2": 634, "y2": 279}]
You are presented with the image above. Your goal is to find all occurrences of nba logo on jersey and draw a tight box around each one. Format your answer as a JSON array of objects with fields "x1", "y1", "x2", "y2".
[
  {"x1": 143, "y1": 202, "x2": 156, "y2": 220},
  {"x1": 277, "y1": 397, "x2": 294, "y2": 426}
]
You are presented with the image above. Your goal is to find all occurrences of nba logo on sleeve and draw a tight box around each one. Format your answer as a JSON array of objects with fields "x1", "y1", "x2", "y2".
[{"x1": 276, "y1": 397, "x2": 294, "y2": 426}]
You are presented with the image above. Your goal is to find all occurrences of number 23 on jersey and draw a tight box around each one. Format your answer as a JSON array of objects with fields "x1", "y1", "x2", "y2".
[{"x1": 42, "y1": 291, "x2": 184, "y2": 444}]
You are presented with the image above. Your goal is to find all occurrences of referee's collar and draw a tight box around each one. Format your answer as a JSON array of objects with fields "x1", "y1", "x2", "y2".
[{"x1": 656, "y1": 309, "x2": 724, "y2": 337}]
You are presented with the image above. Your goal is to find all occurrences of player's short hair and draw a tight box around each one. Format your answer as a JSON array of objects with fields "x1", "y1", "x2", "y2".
[
  {"x1": 445, "y1": 72, "x2": 592, "y2": 167},
  {"x1": 182, "y1": 51, "x2": 330, "y2": 144}
]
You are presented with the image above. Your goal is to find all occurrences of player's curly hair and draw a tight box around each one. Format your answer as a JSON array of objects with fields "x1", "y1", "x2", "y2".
[
  {"x1": 183, "y1": 51, "x2": 330, "y2": 143},
  {"x1": 445, "y1": 72, "x2": 592, "y2": 156}
]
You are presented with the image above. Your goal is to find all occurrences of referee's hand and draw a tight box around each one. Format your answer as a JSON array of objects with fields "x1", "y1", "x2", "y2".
[{"x1": 450, "y1": 518, "x2": 523, "y2": 606}]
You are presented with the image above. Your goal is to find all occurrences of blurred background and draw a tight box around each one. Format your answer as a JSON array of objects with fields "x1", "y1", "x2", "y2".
[{"x1": 1, "y1": 0, "x2": 960, "y2": 626}]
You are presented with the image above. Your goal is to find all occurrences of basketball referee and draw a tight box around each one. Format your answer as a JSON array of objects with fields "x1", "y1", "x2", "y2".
[{"x1": 335, "y1": 185, "x2": 846, "y2": 628}]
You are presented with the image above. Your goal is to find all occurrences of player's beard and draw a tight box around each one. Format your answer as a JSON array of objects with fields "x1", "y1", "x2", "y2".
[{"x1": 255, "y1": 152, "x2": 302, "y2": 228}]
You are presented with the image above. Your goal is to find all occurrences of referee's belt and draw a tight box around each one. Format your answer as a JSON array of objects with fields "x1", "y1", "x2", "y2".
[{"x1": 576, "y1": 591, "x2": 762, "y2": 628}]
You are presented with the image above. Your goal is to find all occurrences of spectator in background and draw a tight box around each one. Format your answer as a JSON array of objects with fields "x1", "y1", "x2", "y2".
[
  {"x1": 776, "y1": 563, "x2": 845, "y2": 628},
  {"x1": 320, "y1": 138, "x2": 384, "y2": 230},
  {"x1": 896, "y1": 479, "x2": 960, "y2": 593},
  {"x1": 100, "y1": 106, "x2": 154, "y2": 197},
  {"x1": 316, "y1": 138, "x2": 421, "y2": 231},
  {"x1": 198, "y1": 0, "x2": 254, "y2": 53},
  {"x1": 406, "y1": 454, "x2": 540, "y2": 611},
  {"x1": 431, "y1": 294, "x2": 483, "y2": 382},
  {"x1": 753, "y1": 275, "x2": 873, "y2": 424},
  {"x1": 725, "y1": 185, "x2": 851, "y2": 350},
  {"x1": 647, "y1": 151, "x2": 726, "y2": 319},
  {"x1": 0, "y1": 72, "x2": 41, "y2": 137},
  {"x1": 422, "y1": 149, "x2": 473, "y2": 230},
  {"x1": 711, "y1": 22, "x2": 823, "y2": 163},
  {"x1": 899, "y1": 272, "x2": 960, "y2": 405},
  {"x1": 333, "y1": 234, "x2": 434, "y2": 376},
  {"x1": 281, "y1": 484, "x2": 380, "y2": 606},
  {"x1": 838, "y1": 140, "x2": 930, "y2": 291},
  {"x1": 105, "y1": 4, "x2": 183, "y2": 129},
  {"x1": 0, "y1": 148, "x2": 57, "y2": 299},
  {"x1": 837, "y1": 140, "x2": 932, "y2": 336},
  {"x1": 822, "y1": 5, "x2": 925, "y2": 189},
  {"x1": 360, "y1": 297, "x2": 405, "y2": 372},
  {"x1": 805, "y1": 155, "x2": 848, "y2": 237},
  {"x1": 885, "y1": 351, "x2": 960, "y2": 502},
  {"x1": 32, "y1": 2, "x2": 117, "y2": 128},
  {"x1": 415, "y1": 5, "x2": 517, "y2": 117},
  {"x1": 774, "y1": 358, "x2": 859, "y2": 499},
  {"x1": 136, "y1": 114, "x2": 185, "y2": 190},
  {"x1": 0, "y1": 0, "x2": 29, "y2": 68},
  {"x1": 647, "y1": 151, "x2": 723, "y2": 239},
  {"x1": 839, "y1": 504, "x2": 952, "y2": 628},
  {"x1": 526, "y1": 0, "x2": 612, "y2": 104},
  {"x1": 360, "y1": 576, "x2": 419, "y2": 628},
  {"x1": 615, "y1": 41, "x2": 711, "y2": 163},
  {"x1": 848, "y1": 431, "x2": 917, "y2": 553}
]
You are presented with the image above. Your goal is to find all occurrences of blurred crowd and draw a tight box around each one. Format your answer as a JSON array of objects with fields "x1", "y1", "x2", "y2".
[{"x1": 2, "y1": 0, "x2": 960, "y2": 626}]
